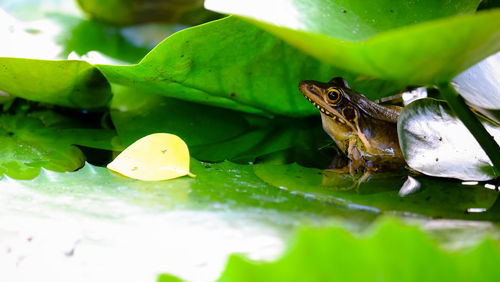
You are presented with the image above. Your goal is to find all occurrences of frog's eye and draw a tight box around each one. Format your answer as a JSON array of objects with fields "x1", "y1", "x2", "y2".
[
  {"x1": 342, "y1": 106, "x2": 357, "y2": 121},
  {"x1": 326, "y1": 88, "x2": 342, "y2": 104}
]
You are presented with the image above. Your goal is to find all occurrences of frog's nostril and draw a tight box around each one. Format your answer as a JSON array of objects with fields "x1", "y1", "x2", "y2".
[{"x1": 308, "y1": 85, "x2": 314, "y2": 92}]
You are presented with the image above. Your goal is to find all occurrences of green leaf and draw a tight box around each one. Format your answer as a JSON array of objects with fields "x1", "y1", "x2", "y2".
[
  {"x1": 398, "y1": 98, "x2": 500, "y2": 180},
  {"x1": 215, "y1": 219, "x2": 500, "y2": 282},
  {"x1": 253, "y1": 163, "x2": 500, "y2": 220},
  {"x1": 206, "y1": 1, "x2": 500, "y2": 84},
  {"x1": 0, "y1": 112, "x2": 86, "y2": 179},
  {"x1": 0, "y1": 58, "x2": 111, "y2": 108},
  {"x1": 97, "y1": 16, "x2": 405, "y2": 116}
]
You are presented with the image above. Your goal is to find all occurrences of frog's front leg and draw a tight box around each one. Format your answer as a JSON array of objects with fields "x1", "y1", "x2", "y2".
[{"x1": 347, "y1": 137, "x2": 365, "y2": 174}]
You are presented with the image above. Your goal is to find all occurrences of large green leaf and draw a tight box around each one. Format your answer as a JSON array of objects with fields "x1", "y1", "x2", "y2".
[
  {"x1": 214, "y1": 219, "x2": 500, "y2": 282},
  {"x1": 254, "y1": 163, "x2": 500, "y2": 220},
  {"x1": 206, "y1": 1, "x2": 500, "y2": 84},
  {"x1": 97, "y1": 16, "x2": 406, "y2": 116},
  {"x1": 0, "y1": 58, "x2": 111, "y2": 108}
]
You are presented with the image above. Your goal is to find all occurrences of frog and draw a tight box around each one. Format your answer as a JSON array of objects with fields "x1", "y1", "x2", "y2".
[{"x1": 298, "y1": 77, "x2": 406, "y2": 177}]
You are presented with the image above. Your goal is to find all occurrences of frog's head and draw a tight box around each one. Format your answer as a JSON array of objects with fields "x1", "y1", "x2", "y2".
[{"x1": 299, "y1": 77, "x2": 361, "y2": 151}]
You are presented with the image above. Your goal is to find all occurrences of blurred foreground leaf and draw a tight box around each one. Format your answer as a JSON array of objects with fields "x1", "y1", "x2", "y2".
[
  {"x1": 213, "y1": 219, "x2": 500, "y2": 282},
  {"x1": 206, "y1": 0, "x2": 500, "y2": 84}
]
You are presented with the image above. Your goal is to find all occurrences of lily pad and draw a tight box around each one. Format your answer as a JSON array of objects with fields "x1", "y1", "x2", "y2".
[
  {"x1": 0, "y1": 58, "x2": 111, "y2": 109},
  {"x1": 97, "y1": 16, "x2": 406, "y2": 116},
  {"x1": 398, "y1": 98, "x2": 500, "y2": 180},
  {"x1": 213, "y1": 219, "x2": 500, "y2": 282},
  {"x1": 253, "y1": 163, "x2": 500, "y2": 220},
  {"x1": 206, "y1": 0, "x2": 500, "y2": 84}
]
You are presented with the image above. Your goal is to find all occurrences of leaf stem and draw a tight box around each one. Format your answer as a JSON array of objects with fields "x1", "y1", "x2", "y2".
[{"x1": 439, "y1": 82, "x2": 500, "y2": 174}]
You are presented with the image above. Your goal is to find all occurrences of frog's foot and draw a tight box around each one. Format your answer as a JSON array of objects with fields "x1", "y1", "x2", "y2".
[
  {"x1": 324, "y1": 166, "x2": 351, "y2": 174},
  {"x1": 321, "y1": 168, "x2": 372, "y2": 192}
]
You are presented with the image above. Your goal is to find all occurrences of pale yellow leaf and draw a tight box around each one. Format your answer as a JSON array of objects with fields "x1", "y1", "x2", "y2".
[{"x1": 107, "y1": 133, "x2": 194, "y2": 181}]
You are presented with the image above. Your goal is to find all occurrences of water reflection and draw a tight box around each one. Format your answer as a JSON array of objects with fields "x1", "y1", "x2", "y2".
[{"x1": 254, "y1": 163, "x2": 500, "y2": 221}]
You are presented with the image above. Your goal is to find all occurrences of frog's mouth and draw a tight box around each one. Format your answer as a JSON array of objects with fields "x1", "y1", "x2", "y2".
[{"x1": 299, "y1": 81, "x2": 353, "y2": 129}]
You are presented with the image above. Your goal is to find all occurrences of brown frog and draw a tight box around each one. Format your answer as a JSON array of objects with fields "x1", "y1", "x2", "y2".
[{"x1": 299, "y1": 77, "x2": 406, "y2": 176}]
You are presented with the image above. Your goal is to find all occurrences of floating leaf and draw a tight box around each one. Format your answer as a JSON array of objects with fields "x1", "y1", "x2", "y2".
[
  {"x1": 398, "y1": 98, "x2": 500, "y2": 180},
  {"x1": 206, "y1": 1, "x2": 500, "y2": 84},
  {"x1": 107, "y1": 133, "x2": 192, "y2": 181}
]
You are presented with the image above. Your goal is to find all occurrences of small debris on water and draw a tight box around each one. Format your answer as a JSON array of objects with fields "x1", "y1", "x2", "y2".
[{"x1": 399, "y1": 176, "x2": 421, "y2": 197}]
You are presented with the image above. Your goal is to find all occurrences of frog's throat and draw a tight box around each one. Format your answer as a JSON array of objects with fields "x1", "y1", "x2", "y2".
[{"x1": 321, "y1": 113, "x2": 373, "y2": 154}]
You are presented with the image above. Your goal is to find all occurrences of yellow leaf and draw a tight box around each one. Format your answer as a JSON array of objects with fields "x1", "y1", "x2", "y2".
[{"x1": 107, "y1": 133, "x2": 194, "y2": 181}]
